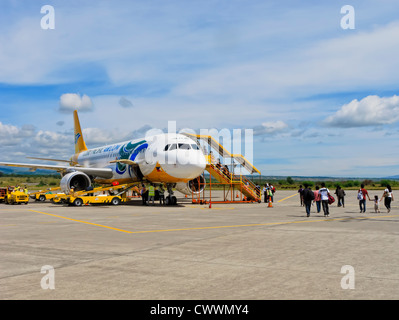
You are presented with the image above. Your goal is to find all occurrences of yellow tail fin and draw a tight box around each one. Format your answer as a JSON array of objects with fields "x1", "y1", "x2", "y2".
[{"x1": 73, "y1": 110, "x2": 88, "y2": 154}]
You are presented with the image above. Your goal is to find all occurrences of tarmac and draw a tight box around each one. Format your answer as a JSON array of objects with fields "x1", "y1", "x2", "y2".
[{"x1": 1, "y1": 189, "x2": 398, "y2": 300}]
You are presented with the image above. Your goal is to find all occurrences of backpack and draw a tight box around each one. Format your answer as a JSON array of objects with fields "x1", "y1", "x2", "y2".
[
  {"x1": 357, "y1": 190, "x2": 363, "y2": 200},
  {"x1": 303, "y1": 189, "x2": 315, "y2": 201}
]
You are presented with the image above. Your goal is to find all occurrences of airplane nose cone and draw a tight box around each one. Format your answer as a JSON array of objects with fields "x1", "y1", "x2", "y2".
[{"x1": 163, "y1": 151, "x2": 206, "y2": 179}]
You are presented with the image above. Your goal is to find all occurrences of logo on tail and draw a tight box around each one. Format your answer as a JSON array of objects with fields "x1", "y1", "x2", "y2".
[
  {"x1": 73, "y1": 110, "x2": 88, "y2": 154},
  {"x1": 75, "y1": 133, "x2": 81, "y2": 144}
]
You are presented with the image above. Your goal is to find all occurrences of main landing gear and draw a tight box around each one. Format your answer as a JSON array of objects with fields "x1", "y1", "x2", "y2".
[{"x1": 165, "y1": 184, "x2": 177, "y2": 205}]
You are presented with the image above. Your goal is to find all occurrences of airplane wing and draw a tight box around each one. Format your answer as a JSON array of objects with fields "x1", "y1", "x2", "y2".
[
  {"x1": 0, "y1": 162, "x2": 113, "y2": 179},
  {"x1": 26, "y1": 156, "x2": 77, "y2": 165},
  {"x1": 109, "y1": 159, "x2": 138, "y2": 166}
]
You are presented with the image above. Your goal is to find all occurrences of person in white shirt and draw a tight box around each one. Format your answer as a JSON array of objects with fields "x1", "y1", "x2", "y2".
[
  {"x1": 319, "y1": 182, "x2": 331, "y2": 217},
  {"x1": 373, "y1": 195, "x2": 380, "y2": 213},
  {"x1": 381, "y1": 185, "x2": 394, "y2": 213}
]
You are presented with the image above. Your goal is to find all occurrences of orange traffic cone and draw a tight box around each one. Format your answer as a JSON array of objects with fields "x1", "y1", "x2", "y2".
[
  {"x1": 236, "y1": 194, "x2": 239, "y2": 198},
  {"x1": 268, "y1": 196, "x2": 273, "y2": 207},
  {"x1": 209, "y1": 201, "x2": 212, "y2": 208}
]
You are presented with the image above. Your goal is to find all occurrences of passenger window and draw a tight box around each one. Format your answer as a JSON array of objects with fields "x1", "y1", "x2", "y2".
[
  {"x1": 169, "y1": 144, "x2": 177, "y2": 151},
  {"x1": 179, "y1": 144, "x2": 191, "y2": 150}
]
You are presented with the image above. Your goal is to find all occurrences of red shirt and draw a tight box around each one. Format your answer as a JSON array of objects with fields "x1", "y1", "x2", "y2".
[{"x1": 361, "y1": 188, "x2": 368, "y2": 200}]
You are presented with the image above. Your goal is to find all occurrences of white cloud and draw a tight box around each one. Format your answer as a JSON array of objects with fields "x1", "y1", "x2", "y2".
[
  {"x1": 0, "y1": 122, "x2": 36, "y2": 146},
  {"x1": 59, "y1": 93, "x2": 93, "y2": 113},
  {"x1": 0, "y1": 120, "x2": 73, "y2": 162},
  {"x1": 0, "y1": 122, "x2": 22, "y2": 145},
  {"x1": 324, "y1": 95, "x2": 399, "y2": 128},
  {"x1": 33, "y1": 130, "x2": 71, "y2": 148},
  {"x1": 82, "y1": 127, "x2": 118, "y2": 145},
  {"x1": 253, "y1": 121, "x2": 288, "y2": 136},
  {"x1": 172, "y1": 21, "x2": 399, "y2": 101}
]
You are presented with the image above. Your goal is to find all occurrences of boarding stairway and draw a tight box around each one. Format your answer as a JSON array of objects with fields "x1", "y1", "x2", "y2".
[
  {"x1": 182, "y1": 133, "x2": 262, "y2": 202},
  {"x1": 206, "y1": 163, "x2": 261, "y2": 201}
]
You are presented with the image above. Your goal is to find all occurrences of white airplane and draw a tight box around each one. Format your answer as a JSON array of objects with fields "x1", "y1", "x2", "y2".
[{"x1": 0, "y1": 110, "x2": 207, "y2": 205}]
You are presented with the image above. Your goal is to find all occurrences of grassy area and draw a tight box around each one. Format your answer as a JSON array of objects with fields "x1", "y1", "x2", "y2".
[
  {"x1": 0, "y1": 174, "x2": 61, "y2": 191},
  {"x1": 247, "y1": 178, "x2": 399, "y2": 190},
  {"x1": 0, "y1": 174, "x2": 398, "y2": 191}
]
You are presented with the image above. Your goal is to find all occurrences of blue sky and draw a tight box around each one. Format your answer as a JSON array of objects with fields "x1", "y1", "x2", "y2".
[{"x1": 1, "y1": 0, "x2": 399, "y2": 177}]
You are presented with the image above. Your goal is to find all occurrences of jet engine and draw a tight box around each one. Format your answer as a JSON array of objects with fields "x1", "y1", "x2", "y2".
[
  {"x1": 175, "y1": 175, "x2": 206, "y2": 195},
  {"x1": 60, "y1": 171, "x2": 92, "y2": 195}
]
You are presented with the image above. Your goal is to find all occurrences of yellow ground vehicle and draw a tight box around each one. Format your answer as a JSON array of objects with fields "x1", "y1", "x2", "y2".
[
  {"x1": 67, "y1": 194, "x2": 125, "y2": 206},
  {"x1": 4, "y1": 186, "x2": 29, "y2": 205},
  {"x1": 0, "y1": 187, "x2": 7, "y2": 202},
  {"x1": 29, "y1": 187, "x2": 63, "y2": 202},
  {"x1": 52, "y1": 183, "x2": 138, "y2": 206}
]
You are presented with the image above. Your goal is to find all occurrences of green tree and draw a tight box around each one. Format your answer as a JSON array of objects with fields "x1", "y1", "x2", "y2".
[{"x1": 380, "y1": 179, "x2": 391, "y2": 187}]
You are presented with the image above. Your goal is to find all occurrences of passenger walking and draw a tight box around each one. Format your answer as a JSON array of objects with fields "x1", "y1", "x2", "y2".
[
  {"x1": 298, "y1": 185, "x2": 304, "y2": 206},
  {"x1": 313, "y1": 186, "x2": 321, "y2": 213},
  {"x1": 358, "y1": 184, "x2": 371, "y2": 213},
  {"x1": 268, "y1": 186, "x2": 274, "y2": 203},
  {"x1": 373, "y1": 195, "x2": 381, "y2": 213},
  {"x1": 222, "y1": 164, "x2": 231, "y2": 179},
  {"x1": 335, "y1": 186, "x2": 346, "y2": 207},
  {"x1": 269, "y1": 184, "x2": 275, "y2": 202},
  {"x1": 209, "y1": 151, "x2": 216, "y2": 164},
  {"x1": 381, "y1": 185, "x2": 394, "y2": 213},
  {"x1": 302, "y1": 185, "x2": 315, "y2": 217},
  {"x1": 216, "y1": 158, "x2": 222, "y2": 170},
  {"x1": 319, "y1": 182, "x2": 331, "y2": 217}
]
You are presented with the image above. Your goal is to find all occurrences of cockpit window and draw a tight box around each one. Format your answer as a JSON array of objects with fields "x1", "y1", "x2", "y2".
[
  {"x1": 169, "y1": 144, "x2": 177, "y2": 150},
  {"x1": 164, "y1": 144, "x2": 170, "y2": 151},
  {"x1": 191, "y1": 144, "x2": 200, "y2": 150},
  {"x1": 178, "y1": 143, "x2": 191, "y2": 150}
]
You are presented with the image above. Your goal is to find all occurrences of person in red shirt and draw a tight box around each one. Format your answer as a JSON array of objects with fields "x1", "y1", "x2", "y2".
[{"x1": 358, "y1": 183, "x2": 371, "y2": 213}]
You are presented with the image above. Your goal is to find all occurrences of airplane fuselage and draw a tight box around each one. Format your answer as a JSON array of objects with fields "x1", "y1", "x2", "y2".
[{"x1": 73, "y1": 133, "x2": 207, "y2": 184}]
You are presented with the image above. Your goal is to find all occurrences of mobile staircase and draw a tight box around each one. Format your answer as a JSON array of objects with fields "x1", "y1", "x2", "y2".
[{"x1": 182, "y1": 133, "x2": 261, "y2": 203}]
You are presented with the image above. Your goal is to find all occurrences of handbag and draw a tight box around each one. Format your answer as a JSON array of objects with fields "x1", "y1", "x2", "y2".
[{"x1": 328, "y1": 194, "x2": 335, "y2": 205}]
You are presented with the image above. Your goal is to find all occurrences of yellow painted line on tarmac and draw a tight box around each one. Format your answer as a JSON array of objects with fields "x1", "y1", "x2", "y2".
[
  {"x1": 277, "y1": 193, "x2": 297, "y2": 203},
  {"x1": 26, "y1": 209, "x2": 399, "y2": 235},
  {"x1": 28, "y1": 209, "x2": 134, "y2": 234}
]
